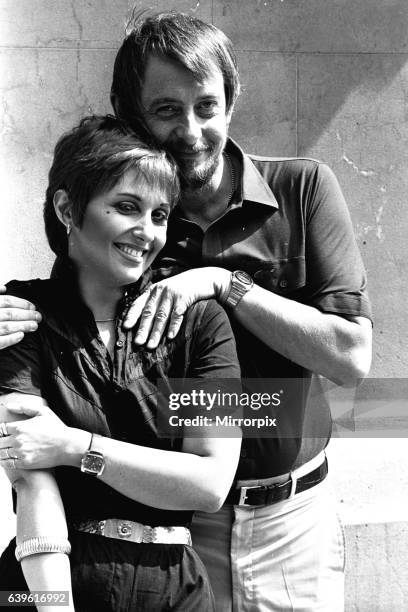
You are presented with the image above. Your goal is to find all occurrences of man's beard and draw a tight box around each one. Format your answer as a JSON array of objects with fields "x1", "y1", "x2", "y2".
[{"x1": 170, "y1": 146, "x2": 222, "y2": 191}]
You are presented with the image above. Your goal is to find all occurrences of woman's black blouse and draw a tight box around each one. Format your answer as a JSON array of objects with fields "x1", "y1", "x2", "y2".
[{"x1": 0, "y1": 272, "x2": 240, "y2": 527}]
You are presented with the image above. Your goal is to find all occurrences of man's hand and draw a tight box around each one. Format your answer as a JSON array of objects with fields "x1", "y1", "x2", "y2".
[
  {"x1": 124, "y1": 267, "x2": 231, "y2": 349},
  {"x1": 0, "y1": 286, "x2": 41, "y2": 349},
  {"x1": 0, "y1": 402, "x2": 70, "y2": 470}
]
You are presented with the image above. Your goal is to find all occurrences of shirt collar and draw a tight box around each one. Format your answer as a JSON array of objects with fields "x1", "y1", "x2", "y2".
[
  {"x1": 225, "y1": 138, "x2": 279, "y2": 209},
  {"x1": 167, "y1": 138, "x2": 279, "y2": 222}
]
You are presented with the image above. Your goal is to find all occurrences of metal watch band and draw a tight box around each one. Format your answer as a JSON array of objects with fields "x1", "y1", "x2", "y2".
[{"x1": 225, "y1": 270, "x2": 254, "y2": 309}]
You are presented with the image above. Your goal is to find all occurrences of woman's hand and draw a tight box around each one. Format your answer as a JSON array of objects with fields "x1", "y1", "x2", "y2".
[
  {"x1": 0, "y1": 286, "x2": 41, "y2": 350},
  {"x1": 0, "y1": 402, "x2": 70, "y2": 470},
  {"x1": 124, "y1": 267, "x2": 231, "y2": 349}
]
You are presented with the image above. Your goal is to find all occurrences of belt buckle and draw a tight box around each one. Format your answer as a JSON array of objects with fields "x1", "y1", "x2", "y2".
[
  {"x1": 117, "y1": 521, "x2": 133, "y2": 539},
  {"x1": 103, "y1": 519, "x2": 144, "y2": 541},
  {"x1": 238, "y1": 484, "x2": 261, "y2": 505}
]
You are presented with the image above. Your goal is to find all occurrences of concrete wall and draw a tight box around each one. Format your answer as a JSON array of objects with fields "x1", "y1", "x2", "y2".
[{"x1": 1, "y1": 1, "x2": 407, "y2": 609}]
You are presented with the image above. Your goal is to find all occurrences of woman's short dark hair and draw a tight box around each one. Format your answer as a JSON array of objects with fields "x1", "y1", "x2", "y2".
[
  {"x1": 111, "y1": 11, "x2": 240, "y2": 134},
  {"x1": 43, "y1": 114, "x2": 179, "y2": 257}
]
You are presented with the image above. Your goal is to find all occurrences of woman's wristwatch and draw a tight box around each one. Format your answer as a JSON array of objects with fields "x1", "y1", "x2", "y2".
[
  {"x1": 80, "y1": 433, "x2": 105, "y2": 477},
  {"x1": 224, "y1": 270, "x2": 254, "y2": 309}
]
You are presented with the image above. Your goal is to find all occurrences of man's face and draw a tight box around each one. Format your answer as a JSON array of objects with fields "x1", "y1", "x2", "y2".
[{"x1": 141, "y1": 54, "x2": 231, "y2": 189}]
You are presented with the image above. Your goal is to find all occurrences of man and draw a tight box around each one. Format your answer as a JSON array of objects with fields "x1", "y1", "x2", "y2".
[{"x1": 1, "y1": 12, "x2": 372, "y2": 611}]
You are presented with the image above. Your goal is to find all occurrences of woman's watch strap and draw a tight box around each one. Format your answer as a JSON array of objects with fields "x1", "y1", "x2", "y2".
[
  {"x1": 224, "y1": 270, "x2": 254, "y2": 309},
  {"x1": 80, "y1": 433, "x2": 105, "y2": 477}
]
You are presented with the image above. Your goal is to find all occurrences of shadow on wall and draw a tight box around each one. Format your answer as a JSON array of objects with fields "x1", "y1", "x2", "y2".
[{"x1": 217, "y1": 0, "x2": 408, "y2": 154}]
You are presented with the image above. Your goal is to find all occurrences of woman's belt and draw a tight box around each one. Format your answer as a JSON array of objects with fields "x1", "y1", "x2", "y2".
[{"x1": 70, "y1": 518, "x2": 192, "y2": 545}]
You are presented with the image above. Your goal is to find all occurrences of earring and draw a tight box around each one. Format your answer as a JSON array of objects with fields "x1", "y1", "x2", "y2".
[{"x1": 66, "y1": 224, "x2": 71, "y2": 236}]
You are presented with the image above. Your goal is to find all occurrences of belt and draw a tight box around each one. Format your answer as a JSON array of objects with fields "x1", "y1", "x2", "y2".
[
  {"x1": 70, "y1": 519, "x2": 192, "y2": 545},
  {"x1": 226, "y1": 456, "x2": 328, "y2": 506}
]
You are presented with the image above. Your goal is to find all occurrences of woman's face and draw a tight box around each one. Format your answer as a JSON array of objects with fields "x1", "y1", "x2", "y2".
[{"x1": 69, "y1": 168, "x2": 171, "y2": 289}]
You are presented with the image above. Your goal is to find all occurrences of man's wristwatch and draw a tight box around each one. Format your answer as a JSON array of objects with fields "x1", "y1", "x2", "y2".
[
  {"x1": 224, "y1": 270, "x2": 254, "y2": 309},
  {"x1": 80, "y1": 433, "x2": 105, "y2": 477}
]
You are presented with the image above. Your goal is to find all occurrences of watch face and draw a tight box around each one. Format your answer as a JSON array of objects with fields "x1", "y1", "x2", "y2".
[
  {"x1": 234, "y1": 270, "x2": 253, "y2": 286},
  {"x1": 81, "y1": 452, "x2": 105, "y2": 476}
]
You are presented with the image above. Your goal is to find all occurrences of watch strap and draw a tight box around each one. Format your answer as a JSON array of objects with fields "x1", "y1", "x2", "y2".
[
  {"x1": 81, "y1": 433, "x2": 105, "y2": 477},
  {"x1": 224, "y1": 271, "x2": 254, "y2": 309}
]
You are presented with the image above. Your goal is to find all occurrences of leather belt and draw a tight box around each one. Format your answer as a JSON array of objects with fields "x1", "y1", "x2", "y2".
[
  {"x1": 226, "y1": 457, "x2": 328, "y2": 506},
  {"x1": 70, "y1": 518, "x2": 192, "y2": 545}
]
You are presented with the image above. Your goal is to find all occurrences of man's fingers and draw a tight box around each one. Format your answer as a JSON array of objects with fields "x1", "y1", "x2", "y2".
[
  {"x1": 0, "y1": 332, "x2": 25, "y2": 350},
  {"x1": 0, "y1": 439, "x2": 14, "y2": 450},
  {"x1": 0, "y1": 320, "x2": 39, "y2": 338},
  {"x1": 145, "y1": 290, "x2": 174, "y2": 349},
  {"x1": 0, "y1": 298, "x2": 41, "y2": 348},
  {"x1": 6, "y1": 404, "x2": 42, "y2": 417},
  {"x1": 133, "y1": 289, "x2": 162, "y2": 345},
  {"x1": 0, "y1": 457, "x2": 20, "y2": 470},
  {"x1": 167, "y1": 305, "x2": 186, "y2": 340},
  {"x1": 0, "y1": 306, "x2": 41, "y2": 322},
  {"x1": 0, "y1": 294, "x2": 38, "y2": 312},
  {"x1": 123, "y1": 291, "x2": 150, "y2": 329}
]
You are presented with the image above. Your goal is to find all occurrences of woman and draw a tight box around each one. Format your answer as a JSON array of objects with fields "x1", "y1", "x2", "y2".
[{"x1": 0, "y1": 115, "x2": 241, "y2": 611}]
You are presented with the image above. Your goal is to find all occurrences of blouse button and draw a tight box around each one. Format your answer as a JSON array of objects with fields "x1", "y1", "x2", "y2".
[
  {"x1": 116, "y1": 340, "x2": 124, "y2": 348},
  {"x1": 279, "y1": 279, "x2": 288, "y2": 288}
]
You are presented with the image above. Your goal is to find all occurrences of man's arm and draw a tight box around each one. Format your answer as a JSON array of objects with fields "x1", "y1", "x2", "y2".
[
  {"x1": 124, "y1": 162, "x2": 372, "y2": 386},
  {"x1": 124, "y1": 266, "x2": 371, "y2": 386},
  {"x1": 231, "y1": 282, "x2": 372, "y2": 386},
  {"x1": 0, "y1": 286, "x2": 41, "y2": 350}
]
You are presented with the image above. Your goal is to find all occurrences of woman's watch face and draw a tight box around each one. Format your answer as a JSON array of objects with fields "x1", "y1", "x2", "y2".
[{"x1": 80, "y1": 450, "x2": 105, "y2": 476}]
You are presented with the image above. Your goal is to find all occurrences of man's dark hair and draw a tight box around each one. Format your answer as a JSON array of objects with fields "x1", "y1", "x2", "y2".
[
  {"x1": 43, "y1": 114, "x2": 179, "y2": 257},
  {"x1": 111, "y1": 11, "x2": 240, "y2": 134}
]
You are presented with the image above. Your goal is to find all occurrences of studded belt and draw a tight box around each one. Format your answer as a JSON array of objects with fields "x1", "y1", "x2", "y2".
[{"x1": 70, "y1": 518, "x2": 192, "y2": 545}]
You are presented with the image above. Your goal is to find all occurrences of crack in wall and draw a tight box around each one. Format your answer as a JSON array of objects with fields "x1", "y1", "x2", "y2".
[
  {"x1": 336, "y1": 131, "x2": 376, "y2": 177},
  {"x1": 336, "y1": 131, "x2": 384, "y2": 242},
  {"x1": 341, "y1": 152, "x2": 376, "y2": 178}
]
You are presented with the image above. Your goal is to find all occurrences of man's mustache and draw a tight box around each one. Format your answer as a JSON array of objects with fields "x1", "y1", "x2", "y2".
[{"x1": 168, "y1": 142, "x2": 211, "y2": 155}]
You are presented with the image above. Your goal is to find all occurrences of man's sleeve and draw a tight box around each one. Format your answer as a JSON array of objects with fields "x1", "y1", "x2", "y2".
[
  {"x1": 186, "y1": 299, "x2": 241, "y2": 379},
  {"x1": 304, "y1": 162, "x2": 372, "y2": 321}
]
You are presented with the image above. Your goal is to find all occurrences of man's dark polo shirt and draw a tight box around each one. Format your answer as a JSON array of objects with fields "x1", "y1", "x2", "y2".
[
  {"x1": 154, "y1": 139, "x2": 372, "y2": 478},
  {"x1": 0, "y1": 269, "x2": 240, "y2": 525}
]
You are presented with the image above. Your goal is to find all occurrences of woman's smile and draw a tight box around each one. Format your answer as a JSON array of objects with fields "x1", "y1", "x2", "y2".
[{"x1": 114, "y1": 241, "x2": 149, "y2": 263}]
